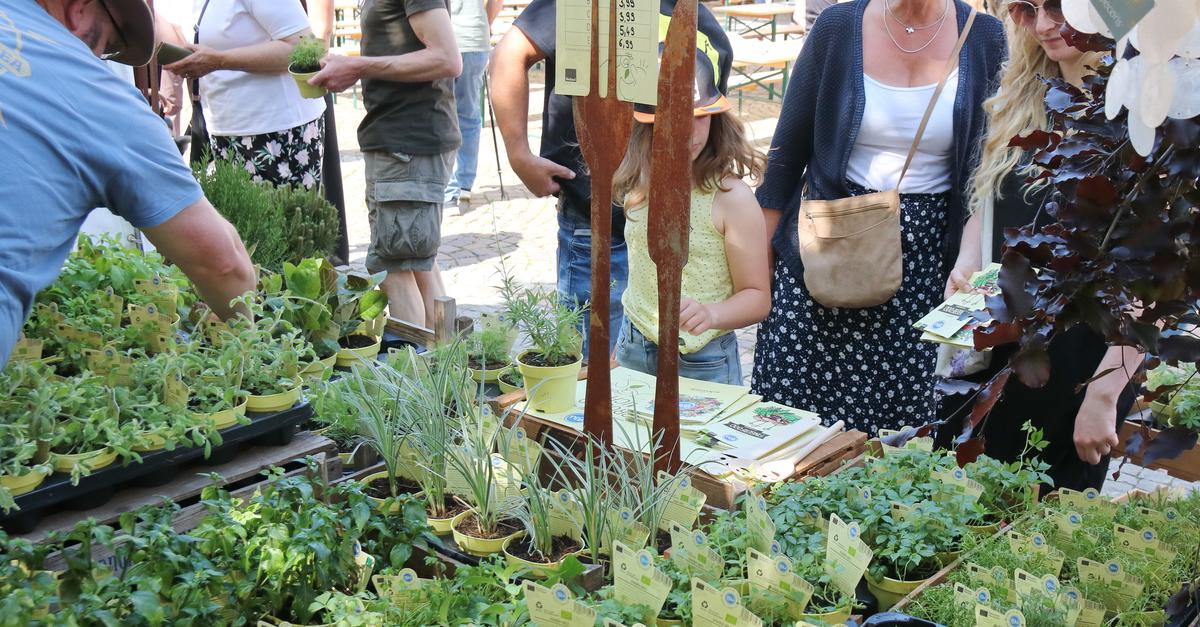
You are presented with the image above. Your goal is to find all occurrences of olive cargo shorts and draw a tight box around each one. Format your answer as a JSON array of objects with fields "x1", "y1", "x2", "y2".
[{"x1": 364, "y1": 149, "x2": 455, "y2": 273}]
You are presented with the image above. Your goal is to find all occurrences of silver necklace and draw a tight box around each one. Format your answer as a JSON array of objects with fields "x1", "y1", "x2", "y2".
[
  {"x1": 885, "y1": 0, "x2": 949, "y2": 34},
  {"x1": 883, "y1": 0, "x2": 949, "y2": 53}
]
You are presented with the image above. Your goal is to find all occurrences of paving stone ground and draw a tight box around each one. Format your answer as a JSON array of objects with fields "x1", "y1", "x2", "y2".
[{"x1": 329, "y1": 80, "x2": 1196, "y2": 497}]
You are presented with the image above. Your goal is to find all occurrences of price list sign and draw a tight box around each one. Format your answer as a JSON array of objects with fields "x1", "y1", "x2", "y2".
[{"x1": 557, "y1": 0, "x2": 659, "y2": 104}]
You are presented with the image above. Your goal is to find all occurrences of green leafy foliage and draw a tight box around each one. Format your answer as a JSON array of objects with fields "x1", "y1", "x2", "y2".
[
  {"x1": 195, "y1": 159, "x2": 338, "y2": 272},
  {"x1": 288, "y1": 36, "x2": 325, "y2": 73}
]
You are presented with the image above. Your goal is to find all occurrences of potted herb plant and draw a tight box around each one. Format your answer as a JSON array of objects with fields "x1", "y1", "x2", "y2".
[
  {"x1": 865, "y1": 507, "x2": 953, "y2": 610},
  {"x1": 49, "y1": 376, "x2": 124, "y2": 482},
  {"x1": 465, "y1": 326, "x2": 512, "y2": 383},
  {"x1": 288, "y1": 36, "x2": 327, "y2": 99},
  {"x1": 218, "y1": 297, "x2": 308, "y2": 413},
  {"x1": 497, "y1": 365, "x2": 523, "y2": 395},
  {"x1": 331, "y1": 273, "x2": 388, "y2": 368},
  {"x1": 503, "y1": 284, "x2": 584, "y2": 413}
]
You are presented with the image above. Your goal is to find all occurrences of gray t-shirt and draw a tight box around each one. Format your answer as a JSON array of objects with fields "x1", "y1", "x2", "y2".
[{"x1": 451, "y1": 0, "x2": 490, "y2": 53}]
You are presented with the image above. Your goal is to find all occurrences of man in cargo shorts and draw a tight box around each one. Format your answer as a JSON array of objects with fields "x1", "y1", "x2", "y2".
[{"x1": 312, "y1": 0, "x2": 461, "y2": 328}]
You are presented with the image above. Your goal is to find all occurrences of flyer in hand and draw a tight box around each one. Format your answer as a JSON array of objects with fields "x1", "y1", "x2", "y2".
[{"x1": 914, "y1": 263, "x2": 1001, "y2": 349}]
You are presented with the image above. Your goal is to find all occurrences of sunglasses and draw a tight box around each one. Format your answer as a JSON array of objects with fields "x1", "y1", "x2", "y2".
[
  {"x1": 1006, "y1": 0, "x2": 1065, "y2": 28},
  {"x1": 96, "y1": 0, "x2": 128, "y2": 61}
]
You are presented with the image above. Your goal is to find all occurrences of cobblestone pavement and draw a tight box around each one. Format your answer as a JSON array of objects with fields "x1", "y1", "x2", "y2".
[{"x1": 330, "y1": 83, "x2": 1196, "y2": 497}]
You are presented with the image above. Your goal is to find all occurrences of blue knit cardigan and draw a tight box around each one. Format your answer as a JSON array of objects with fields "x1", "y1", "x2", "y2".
[{"x1": 756, "y1": 0, "x2": 1007, "y2": 278}]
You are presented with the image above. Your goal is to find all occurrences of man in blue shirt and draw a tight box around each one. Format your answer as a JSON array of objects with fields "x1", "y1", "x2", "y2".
[{"x1": 0, "y1": 0, "x2": 257, "y2": 369}]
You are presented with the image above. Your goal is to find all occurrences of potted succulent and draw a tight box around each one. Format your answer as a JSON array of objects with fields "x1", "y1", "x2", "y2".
[
  {"x1": 288, "y1": 36, "x2": 327, "y2": 99},
  {"x1": 503, "y1": 284, "x2": 584, "y2": 413},
  {"x1": 465, "y1": 326, "x2": 512, "y2": 383}
]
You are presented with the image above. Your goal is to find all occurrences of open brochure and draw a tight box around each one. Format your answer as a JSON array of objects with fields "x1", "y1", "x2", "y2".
[{"x1": 914, "y1": 263, "x2": 1001, "y2": 349}]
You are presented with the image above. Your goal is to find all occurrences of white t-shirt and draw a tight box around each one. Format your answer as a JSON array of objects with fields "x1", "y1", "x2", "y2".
[
  {"x1": 846, "y1": 70, "x2": 958, "y2": 194},
  {"x1": 162, "y1": 0, "x2": 326, "y2": 136}
]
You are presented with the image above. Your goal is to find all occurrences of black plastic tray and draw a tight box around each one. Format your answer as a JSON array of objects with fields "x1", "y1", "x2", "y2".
[{"x1": 1, "y1": 401, "x2": 315, "y2": 534}]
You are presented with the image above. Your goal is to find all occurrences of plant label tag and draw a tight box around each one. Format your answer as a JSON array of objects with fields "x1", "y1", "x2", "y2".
[
  {"x1": 603, "y1": 507, "x2": 650, "y2": 555},
  {"x1": 555, "y1": 0, "x2": 607, "y2": 97},
  {"x1": 84, "y1": 347, "x2": 134, "y2": 386},
  {"x1": 890, "y1": 502, "x2": 915, "y2": 521},
  {"x1": 10, "y1": 337, "x2": 43, "y2": 362},
  {"x1": 352, "y1": 545, "x2": 375, "y2": 593},
  {"x1": 975, "y1": 606, "x2": 1025, "y2": 627},
  {"x1": 1088, "y1": 0, "x2": 1155, "y2": 41},
  {"x1": 1013, "y1": 569, "x2": 1060, "y2": 602},
  {"x1": 824, "y1": 514, "x2": 872, "y2": 597},
  {"x1": 498, "y1": 427, "x2": 542, "y2": 476},
  {"x1": 1076, "y1": 558, "x2": 1143, "y2": 612},
  {"x1": 488, "y1": 454, "x2": 524, "y2": 500},
  {"x1": 744, "y1": 494, "x2": 777, "y2": 555},
  {"x1": 931, "y1": 468, "x2": 984, "y2": 503},
  {"x1": 102, "y1": 289, "x2": 124, "y2": 320},
  {"x1": 371, "y1": 570, "x2": 428, "y2": 610},
  {"x1": 1061, "y1": 587, "x2": 1106, "y2": 627},
  {"x1": 657, "y1": 472, "x2": 707, "y2": 532},
  {"x1": 1058, "y1": 488, "x2": 1114, "y2": 520},
  {"x1": 548, "y1": 489, "x2": 586, "y2": 538},
  {"x1": 1052, "y1": 510, "x2": 1085, "y2": 542},
  {"x1": 134, "y1": 276, "x2": 179, "y2": 317},
  {"x1": 128, "y1": 303, "x2": 173, "y2": 337},
  {"x1": 964, "y1": 562, "x2": 1001, "y2": 588},
  {"x1": 394, "y1": 440, "x2": 424, "y2": 482},
  {"x1": 58, "y1": 323, "x2": 104, "y2": 349},
  {"x1": 747, "y1": 547, "x2": 814, "y2": 613},
  {"x1": 1112, "y1": 524, "x2": 1176, "y2": 566},
  {"x1": 953, "y1": 582, "x2": 992, "y2": 607},
  {"x1": 878, "y1": 428, "x2": 933, "y2": 456},
  {"x1": 36, "y1": 303, "x2": 64, "y2": 325},
  {"x1": 613, "y1": 541, "x2": 672, "y2": 615},
  {"x1": 164, "y1": 372, "x2": 190, "y2": 408},
  {"x1": 147, "y1": 334, "x2": 177, "y2": 355},
  {"x1": 524, "y1": 581, "x2": 597, "y2": 627},
  {"x1": 614, "y1": 0, "x2": 659, "y2": 105},
  {"x1": 205, "y1": 318, "x2": 232, "y2": 347},
  {"x1": 669, "y1": 522, "x2": 723, "y2": 581},
  {"x1": 444, "y1": 452, "x2": 476, "y2": 498},
  {"x1": 691, "y1": 578, "x2": 763, "y2": 627}
]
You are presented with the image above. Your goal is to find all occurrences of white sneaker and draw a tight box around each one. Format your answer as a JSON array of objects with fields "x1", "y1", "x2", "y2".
[{"x1": 458, "y1": 189, "x2": 473, "y2": 203}]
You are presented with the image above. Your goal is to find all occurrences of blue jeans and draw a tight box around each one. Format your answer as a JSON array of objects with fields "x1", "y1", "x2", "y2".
[
  {"x1": 556, "y1": 208, "x2": 628, "y2": 358},
  {"x1": 615, "y1": 318, "x2": 743, "y2": 385},
  {"x1": 445, "y1": 50, "x2": 489, "y2": 203}
]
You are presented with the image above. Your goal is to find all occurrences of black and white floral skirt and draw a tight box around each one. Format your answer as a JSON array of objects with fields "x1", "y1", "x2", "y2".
[
  {"x1": 751, "y1": 180, "x2": 950, "y2": 435},
  {"x1": 211, "y1": 116, "x2": 324, "y2": 190}
]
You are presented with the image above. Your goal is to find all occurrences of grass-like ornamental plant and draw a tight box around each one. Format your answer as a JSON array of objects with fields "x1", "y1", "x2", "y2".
[{"x1": 288, "y1": 36, "x2": 325, "y2": 73}]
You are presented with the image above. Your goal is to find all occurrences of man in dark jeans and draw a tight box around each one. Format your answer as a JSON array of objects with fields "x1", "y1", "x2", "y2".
[{"x1": 490, "y1": 0, "x2": 730, "y2": 357}]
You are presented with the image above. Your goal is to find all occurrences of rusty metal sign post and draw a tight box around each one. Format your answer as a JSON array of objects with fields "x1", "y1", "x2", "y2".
[
  {"x1": 647, "y1": 1, "x2": 696, "y2": 474},
  {"x1": 575, "y1": 0, "x2": 632, "y2": 448},
  {"x1": 573, "y1": 0, "x2": 696, "y2": 474}
]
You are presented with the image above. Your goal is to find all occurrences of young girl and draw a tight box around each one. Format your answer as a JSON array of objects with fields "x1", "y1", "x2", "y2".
[{"x1": 611, "y1": 52, "x2": 770, "y2": 386}]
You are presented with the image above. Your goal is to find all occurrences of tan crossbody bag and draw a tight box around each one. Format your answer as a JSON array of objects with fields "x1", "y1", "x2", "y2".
[{"x1": 797, "y1": 7, "x2": 977, "y2": 309}]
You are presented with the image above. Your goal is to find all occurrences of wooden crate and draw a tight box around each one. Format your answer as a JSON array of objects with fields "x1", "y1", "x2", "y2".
[
  {"x1": 38, "y1": 433, "x2": 338, "y2": 571},
  {"x1": 1113, "y1": 420, "x2": 1200, "y2": 482}
]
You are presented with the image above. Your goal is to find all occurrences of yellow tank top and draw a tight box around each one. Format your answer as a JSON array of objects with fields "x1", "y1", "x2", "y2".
[{"x1": 622, "y1": 187, "x2": 735, "y2": 354}]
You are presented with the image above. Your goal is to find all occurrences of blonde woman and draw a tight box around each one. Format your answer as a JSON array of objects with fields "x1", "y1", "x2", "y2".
[{"x1": 937, "y1": 0, "x2": 1139, "y2": 491}]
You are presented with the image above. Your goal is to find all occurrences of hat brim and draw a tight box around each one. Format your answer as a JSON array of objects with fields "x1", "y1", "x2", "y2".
[
  {"x1": 102, "y1": 0, "x2": 156, "y2": 66},
  {"x1": 633, "y1": 95, "x2": 732, "y2": 124}
]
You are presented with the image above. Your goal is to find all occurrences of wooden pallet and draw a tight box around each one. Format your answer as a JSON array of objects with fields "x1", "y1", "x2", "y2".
[{"x1": 27, "y1": 432, "x2": 338, "y2": 549}]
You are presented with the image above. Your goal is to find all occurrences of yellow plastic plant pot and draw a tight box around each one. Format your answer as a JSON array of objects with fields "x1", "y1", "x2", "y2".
[
  {"x1": 428, "y1": 507, "x2": 457, "y2": 534},
  {"x1": 800, "y1": 606, "x2": 852, "y2": 624},
  {"x1": 967, "y1": 522, "x2": 1000, "y2": 537},
  {"x1": 361, "y1": 471, "x2": 413, "y2": 514},
  {"x1": 0, "y1": 466, "x2": 49, "y2": 496},
  {"x1": 192, "y1": 398, "x2": 249, "y2": 430},
  {"x1": 51, "y1": 447, "x2": 117, "y2": 474},
  {"x1": 468, "y1": 362, "x2": 509, "y2": 384},
  {"x1": 655, "y1": 617, "x2": 685, "y2": 627},
  {"x1": 335, "y1": 337, "x2": 382, "y2": 368},
  {"x1": 301, "y1": 354, "x2": 337, "y2": 378},
  {"x1": 866, "y1": 571, "x2": 932, "y2": 611},
  {"x1": 501, "y1": 532, "x2": 585, "y2": 579},
  {"x1": 288, "y1": 68, "x2": 327, "y2": 99},
  {"x1": 132, "y1": 432, "x2": 167, "y2": 453},
  {"x1": 246, "y1": 385, "x2": 302, "y2": 413},
  {"x1": 450, "y1": 509, "x2": 521, "y2": 557},
  {"x1": 498, "y1": 373, "x2": 521, "y2": 395},
  {"x1": 516, "y1": 350, "x2": 582, "y2": 413}
]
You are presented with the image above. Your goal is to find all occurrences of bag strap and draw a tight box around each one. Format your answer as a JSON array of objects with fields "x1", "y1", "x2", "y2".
[
  {"x1": 897, "y1": 6, "x2": 977, "y2": 187},
  {"x1": 190, "y1": 0, "x2": 214, "y2": 101}
]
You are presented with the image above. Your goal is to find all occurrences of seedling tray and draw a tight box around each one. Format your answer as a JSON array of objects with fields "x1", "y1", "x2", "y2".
[{"x1": 1, "y1": 400, "x2": 315, "y2": 534}]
